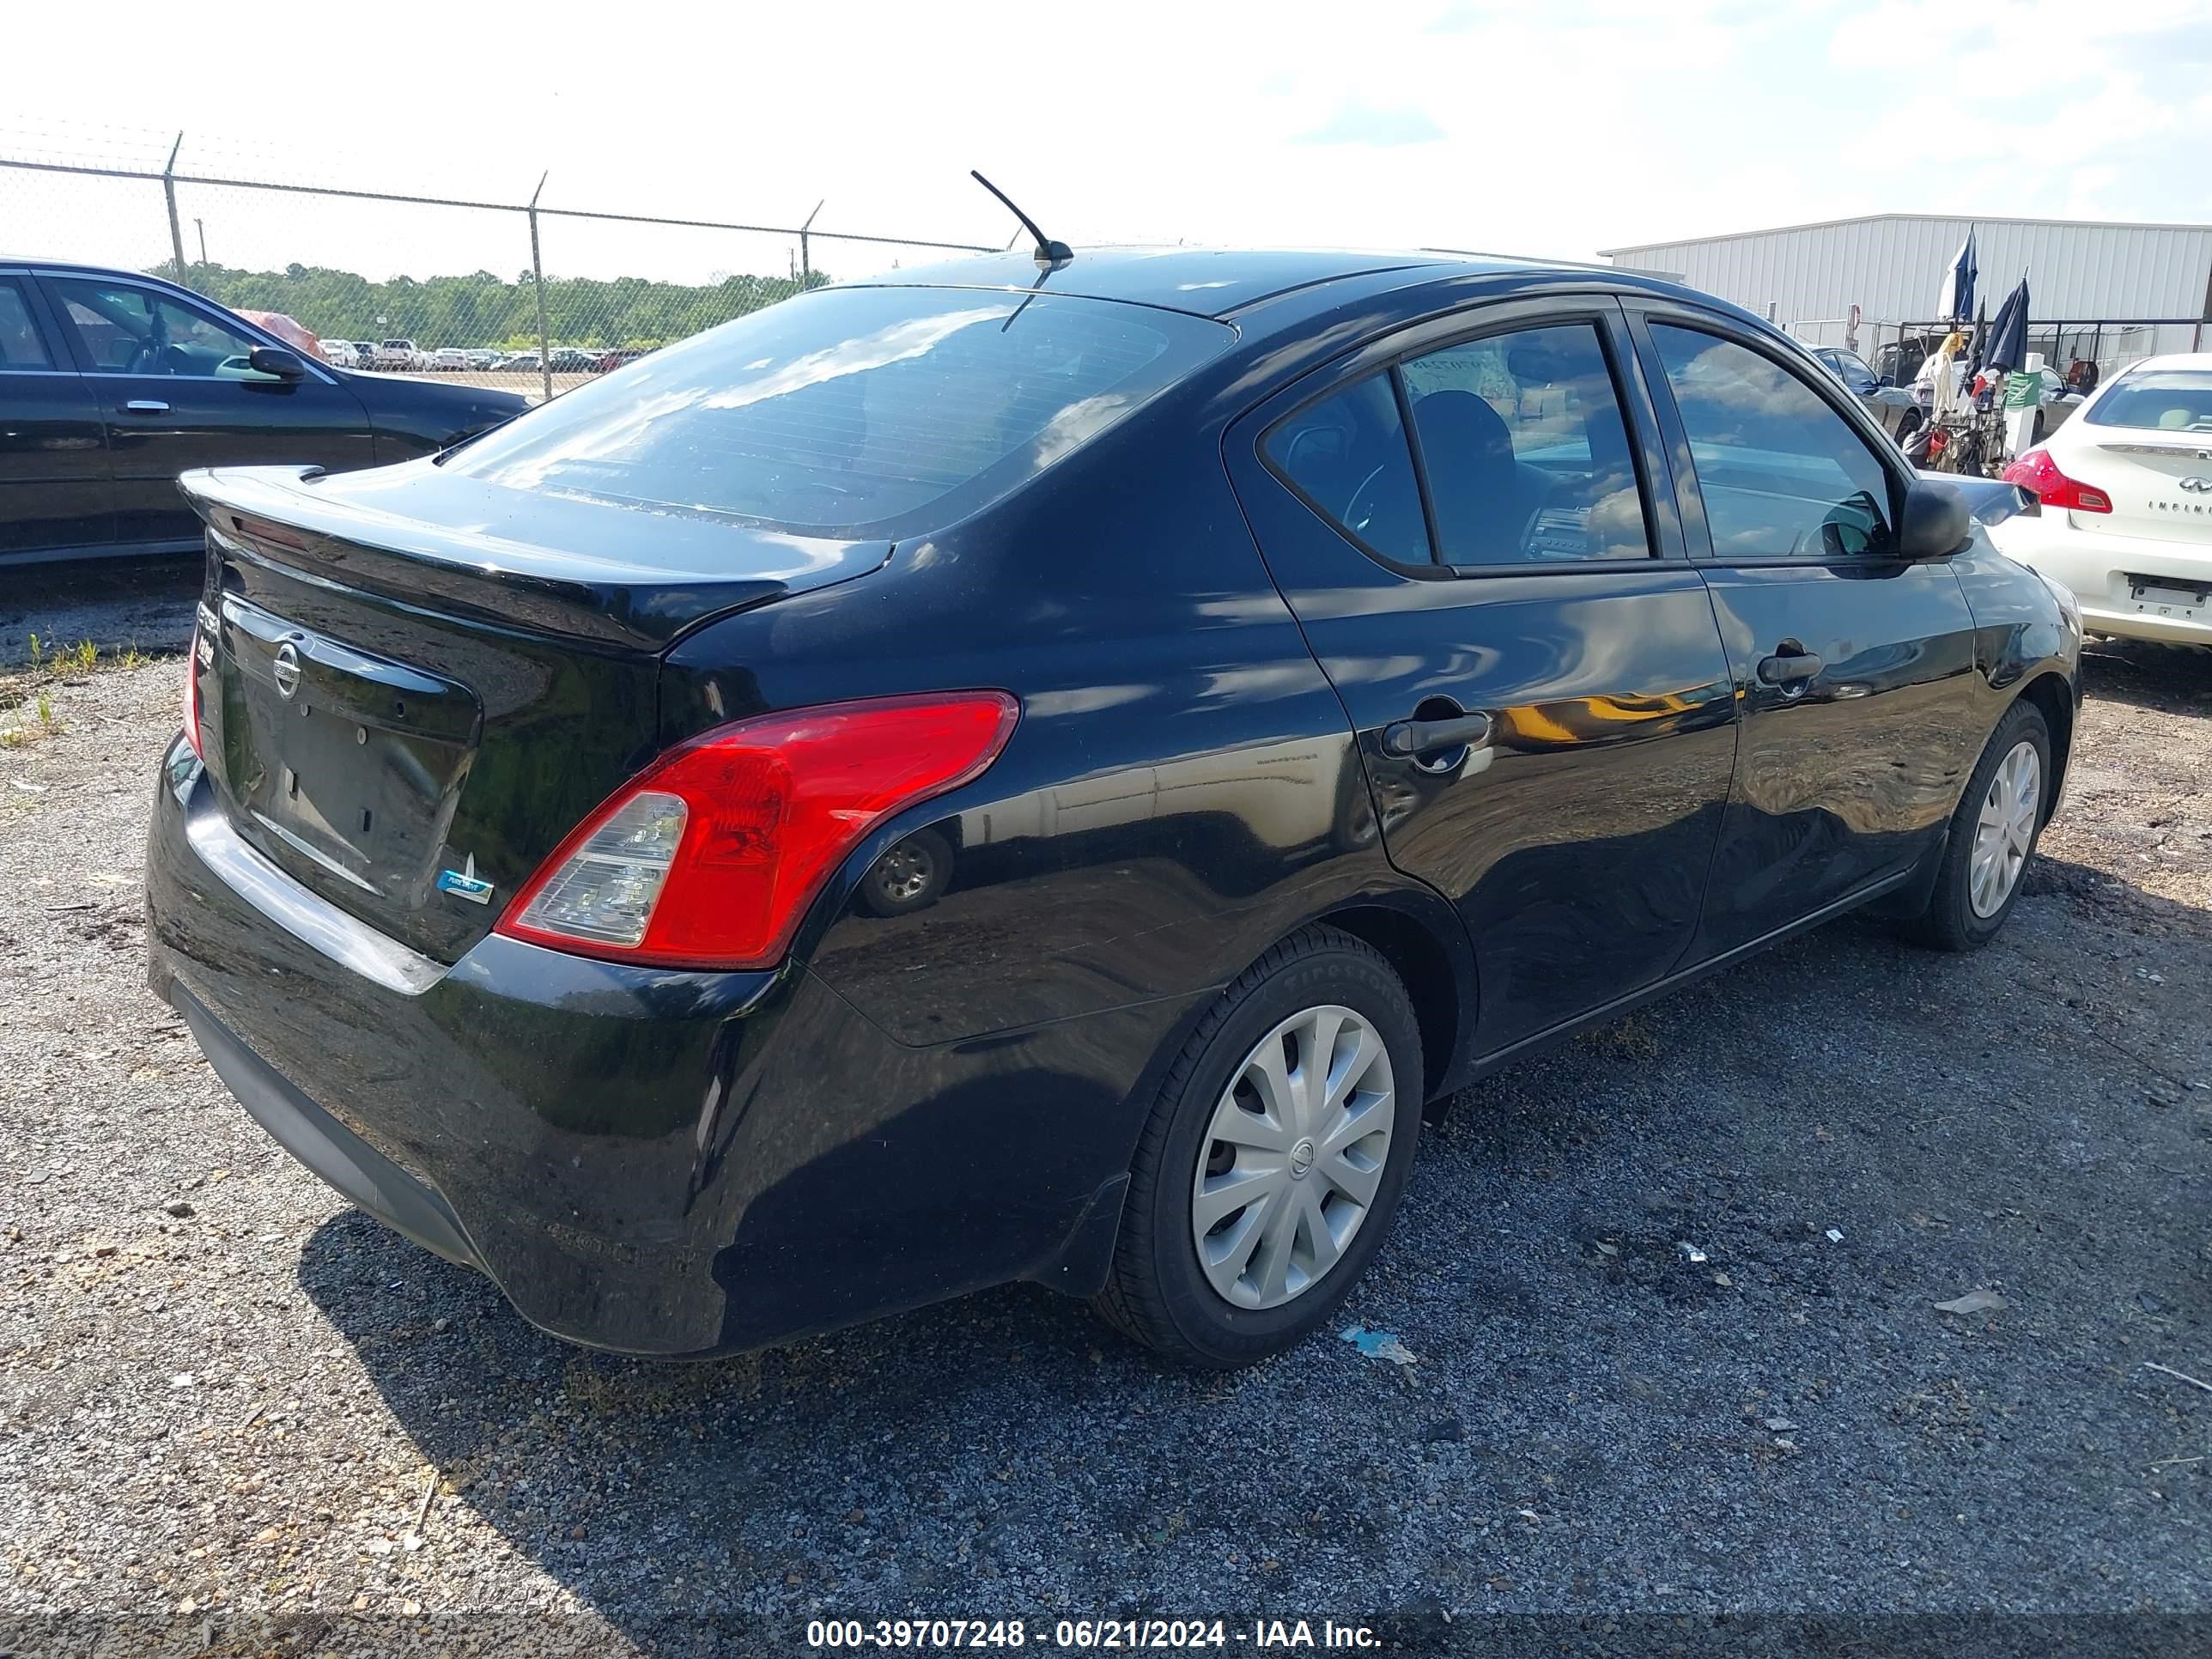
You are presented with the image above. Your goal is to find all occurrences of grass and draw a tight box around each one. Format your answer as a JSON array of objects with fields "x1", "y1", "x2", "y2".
[{"x1": 0, "y1": 635, "x2": 159, "y2": 749}]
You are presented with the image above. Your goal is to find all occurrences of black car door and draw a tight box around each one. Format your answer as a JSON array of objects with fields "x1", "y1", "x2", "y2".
[
  {"x1": 0, "y1": 271, "x2": 113, "y2": 557},
  {"x1": 40, "y1": 273, "x2": 376, "y2": 550},
  {"x1": 1226, "y1": 295, "x2": 1741, "y2": 1054},
  {"x1": 1624, "y1": 302, "x2": 1982, "y2": 959}
]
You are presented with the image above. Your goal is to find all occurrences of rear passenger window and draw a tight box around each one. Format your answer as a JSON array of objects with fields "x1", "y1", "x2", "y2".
[
  {"x1": 1650, "y1": 325, "x2": 1895, "y2": 559},
  {"x1": 1264, "y1": 373, "x2": 1430, "y2": 565},
  {"x1": 0, "y1": 280, "x2": 52, "y2": 368},
  {"x1": 1403, "y1": 324, "x2": 1650, "y2": 564}
]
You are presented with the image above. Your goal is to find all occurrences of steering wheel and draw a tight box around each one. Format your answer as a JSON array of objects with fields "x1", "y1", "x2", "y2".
[{"x1": 1342, "y1": 461, "x2": 1398, "y2": 544}]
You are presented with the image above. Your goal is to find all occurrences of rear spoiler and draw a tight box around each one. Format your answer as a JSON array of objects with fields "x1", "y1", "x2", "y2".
[{"x1": 179, "y1": 465, "x2": 892, "y2": 653}]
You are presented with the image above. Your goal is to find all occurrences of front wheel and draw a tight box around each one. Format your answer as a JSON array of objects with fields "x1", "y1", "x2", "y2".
[
  {"x1": 1095, "y1": 926, "x2": 1424, "y2": 1368},
  {"x1": 1911, "y1": 699, "x2": 2051, "y2": 951},
  {"x1": 857, "y1": 827, "x2": 952, "y2": 917}
]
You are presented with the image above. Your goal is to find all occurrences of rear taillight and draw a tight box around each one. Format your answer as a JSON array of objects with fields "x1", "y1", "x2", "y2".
[
  {"x1": 184, "y1": 648, "x2": 204, "y2": 760},
  {"x1": 2002, "y1": 449, "x2": 2111, "y2": 514},
  {"x1": 496, "y1": 691, "x2": 1019, "y2": 969}
]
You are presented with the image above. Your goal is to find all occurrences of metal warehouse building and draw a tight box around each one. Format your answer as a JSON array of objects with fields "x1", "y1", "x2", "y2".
[{"x1": 1601, "y1": 213, "x2": 2212, "y2": 374}]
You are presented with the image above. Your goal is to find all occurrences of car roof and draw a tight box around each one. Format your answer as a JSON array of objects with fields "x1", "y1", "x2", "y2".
[
  {"x1": 842, "y1": 246, "x2": 1572, "y2": 319},
  {"x1": 2113, "y1": 352, "x2": 2212, "y2": 375},
  {"x1": 840, "y1": 245, "x2": 1778, "y2": 349}
]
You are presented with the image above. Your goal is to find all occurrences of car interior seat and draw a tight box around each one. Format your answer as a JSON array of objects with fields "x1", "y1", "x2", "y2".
[{"x1": 1412, "y1": 390, "x2": 1523, "y2": 563}]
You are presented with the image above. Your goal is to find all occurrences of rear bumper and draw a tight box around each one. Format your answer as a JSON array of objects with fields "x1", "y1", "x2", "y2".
[
  {"x1": 147, "y1": 740, "x2": 1180, "y2": 1356},
  {"x1": 1990, "y1": 514, "x2": 2212, "y2": 644},
  {"x1": 175, "y1": 984, "x2": 481, "y2": 1271}
]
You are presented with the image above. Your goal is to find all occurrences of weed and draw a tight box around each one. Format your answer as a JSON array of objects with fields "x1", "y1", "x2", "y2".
[
  {"x1": 36, "y1": 693, "x2": 54, "y2": 729},
  {"x1": 25, "y1": 634, "x2": 41, "y2": 672},
  {"x1": 68, "y1": 640, "x2": 96, "y2": 672}
]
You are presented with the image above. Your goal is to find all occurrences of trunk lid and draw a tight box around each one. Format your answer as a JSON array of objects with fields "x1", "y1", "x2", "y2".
[
  {"x1": 180, "y1": 463, "x2": 890, "y2": 963},
  {"x1": 2069, "y1": 435, "x2": 2212, "y2": 548}
]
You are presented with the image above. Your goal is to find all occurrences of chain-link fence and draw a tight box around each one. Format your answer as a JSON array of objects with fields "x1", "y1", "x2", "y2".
[
  {"x1": 1789, "y1": 314, "x2": 2207, "y2": 383},
  {"x1": 0, "y1": 132, "x2": 999, "y2": 402}
]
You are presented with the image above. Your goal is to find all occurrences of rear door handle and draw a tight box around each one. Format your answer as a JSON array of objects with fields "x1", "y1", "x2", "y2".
[
  {"x1": 122, "y1": 399, "x2": 171, "y2": 414},
  {"x1": 1756, "y1": 649, "x2": 1824, "y2": 686},
  {"x1": 1380, "y1": 711, "x2": 1492, "y2": 757}
]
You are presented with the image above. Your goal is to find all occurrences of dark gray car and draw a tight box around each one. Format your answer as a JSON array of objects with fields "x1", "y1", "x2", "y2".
[{"x1": 1811, "y1": 345, "x2": 1923, "y2": 441}]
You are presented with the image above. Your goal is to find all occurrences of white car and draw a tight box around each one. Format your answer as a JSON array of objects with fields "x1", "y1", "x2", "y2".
[
  {"x1": 429, "y1": 347, "x2": 470, "y2": 371},
  {"x1": 1990, "y1": 352, "x2": 2212, "y2": 646}
]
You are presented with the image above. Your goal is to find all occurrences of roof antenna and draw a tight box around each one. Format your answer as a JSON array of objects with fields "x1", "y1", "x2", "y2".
[{"x1": 970, "y1": 170, "x2": 1073, "y2": 270}]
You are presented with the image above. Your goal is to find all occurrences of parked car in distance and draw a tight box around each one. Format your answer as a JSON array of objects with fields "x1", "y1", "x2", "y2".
[
  {"x1": 371, "y1": 338, "x2": 421, "y2": 370},
  {"x1": 1810, "y1": 344, "x2": 1923, "y2": 441},
  {"x1": 1991, "y1": 351, "x2": 2212, "y2": 645},
  {"x1": 465, "y1": 349, "x2": 498, "y2": 371},
  {"x1": 319, "y1": 337, "x2": 354, "y2": 368},
  {"x1": 495, "y1": 350, "x2": 541, "y2": 373},
  {"x1": 596, "y1": 347, "x2": 648, "y2": 372},
  {"x1": 149, "y1": 249, "x2": 2080, "y2": 1369},
  {"x1": 429, "y1": 347, "x2": 470, "y2": 371},
  {"x1": 547, "y1": 346, "x2": 599, "y2": 373},
  {"x1": 0, "y1": 258, "x2": 528, "y2": 564}
]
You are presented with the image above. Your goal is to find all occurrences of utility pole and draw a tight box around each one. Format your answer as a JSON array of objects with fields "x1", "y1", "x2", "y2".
[
  {"x1": 527, "y1": 171, "x2": 553, "y2": 404},
  {"x1": 799, "y1": 199, "x2": 824, "y2": 289},
  {"x1": 162, "y1": 131, "x2": 189, "y2": 289}
]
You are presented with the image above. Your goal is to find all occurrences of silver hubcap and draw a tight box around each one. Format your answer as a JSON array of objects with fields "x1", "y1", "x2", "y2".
[
  {"x1": 1969, "y1": 740, "x2": 2040, "y2": 918},
  {"x1": 1191, "y1": 1005, "x2": 1395, "y2": 1310}
]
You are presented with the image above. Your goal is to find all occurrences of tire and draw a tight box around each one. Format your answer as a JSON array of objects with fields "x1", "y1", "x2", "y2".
[
  {"x1": 1095, "y1": 925, "x2": 1425, "y2": 1368},
  {"x1": 857, "y1": 828, "x2": 952, "y2": 918},
  {"x1": 1911, "y1": 699, "x2": 2051, "y2": 951}
]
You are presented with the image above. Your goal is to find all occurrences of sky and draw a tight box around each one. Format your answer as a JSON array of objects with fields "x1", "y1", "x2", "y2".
[{"x1": 3, "y1": 0, "x2": 2209, "y2": 287}]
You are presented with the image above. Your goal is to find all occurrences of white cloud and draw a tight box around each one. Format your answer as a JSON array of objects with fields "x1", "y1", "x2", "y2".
[{"x1": 0, "y1": 0, "x2": 2202, "y2": 283}]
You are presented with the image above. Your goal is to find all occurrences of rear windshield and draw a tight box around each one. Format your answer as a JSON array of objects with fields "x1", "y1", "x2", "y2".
[
  {"x1": 444, "y1": 285, "x2": 1233, "y2": 535},
  {"x1": 2086, "y1": 369, "x2": 2212, "y2": 434}
]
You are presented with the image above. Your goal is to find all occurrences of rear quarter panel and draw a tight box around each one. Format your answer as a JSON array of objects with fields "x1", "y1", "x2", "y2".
[{"x1": 656, "y1": 392, "x2": 1437, "y2": 1051}]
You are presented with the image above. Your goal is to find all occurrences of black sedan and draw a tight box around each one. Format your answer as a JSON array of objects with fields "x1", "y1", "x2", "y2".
[
  {"x1": 146, "y1": 248, "x2": 2081, "y2": 1368},
  {"x1": 0, "y1": 260, "x2": 526, "y2": 565}
]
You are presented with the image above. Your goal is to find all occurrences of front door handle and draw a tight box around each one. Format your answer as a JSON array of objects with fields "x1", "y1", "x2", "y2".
[
  {"x1": 122, "y1": 399, "x2": 171, "y2": 414},
  {"x1": 1756, "y1": 647, "x2": 1824, "y2": 686},
  {"x1": 1380, "y1": 710, "x2": 1492, "y2": 758}
]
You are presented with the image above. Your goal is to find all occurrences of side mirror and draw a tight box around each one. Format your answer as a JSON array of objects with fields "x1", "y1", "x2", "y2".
[
  {"x1": 1899, "y1": 478, "x2": 1971, "y2": 560},
  {"x1": 247, "y1": 344, "x2": 307, "y2": 380},
  {"x1": 1877, "y1": 374, "x2": 1896, "y2": 387}
]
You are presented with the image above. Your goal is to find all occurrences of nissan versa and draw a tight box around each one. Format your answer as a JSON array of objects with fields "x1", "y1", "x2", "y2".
[{"x1": 145, "y1": 246, "x2": 2081, "y2": 1368}]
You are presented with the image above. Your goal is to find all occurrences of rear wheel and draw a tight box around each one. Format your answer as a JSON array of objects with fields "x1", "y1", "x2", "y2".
[
  {"x1": 1911, "y1": 700, "x2": 2051, "y2": 951},
  {"x1": 1095, "y1": 926, "x2": 1423, "y2": 1368}
]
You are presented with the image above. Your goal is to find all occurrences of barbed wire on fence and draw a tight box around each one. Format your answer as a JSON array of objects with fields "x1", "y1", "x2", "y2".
[{"x1": 1, "y1": 134, "x2": 998, "y2": 400}]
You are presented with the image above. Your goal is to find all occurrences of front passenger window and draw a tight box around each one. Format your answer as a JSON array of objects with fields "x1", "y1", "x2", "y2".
[
  {"x1": 1650, "y1": 325, "x2": 1895, "y2": 559},
  {"x1": 52, "y1": 278, "x2": 262, "y2": 379}
]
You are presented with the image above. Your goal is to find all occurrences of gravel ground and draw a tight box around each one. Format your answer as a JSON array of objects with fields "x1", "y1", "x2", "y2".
[{"x1": 0, "y1": 599, "x2": 2205, "y2": 1656}]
